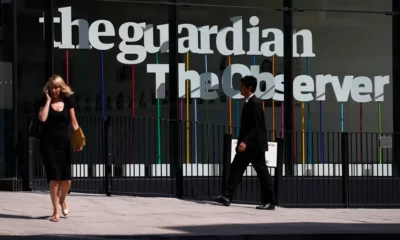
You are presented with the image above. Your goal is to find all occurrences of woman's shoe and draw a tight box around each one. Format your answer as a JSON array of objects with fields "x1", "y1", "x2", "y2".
[
  {"x1": 59, "y1": 201, "x2": 70, "y2": 217},
  {"x1": 50, "y1": 213, "x2": 60, "y2": 222}
]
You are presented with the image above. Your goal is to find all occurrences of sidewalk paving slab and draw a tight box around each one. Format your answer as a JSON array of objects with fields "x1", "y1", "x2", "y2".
[{"x1": 0, "y1": 191, "x2": 400, "y2": 240}]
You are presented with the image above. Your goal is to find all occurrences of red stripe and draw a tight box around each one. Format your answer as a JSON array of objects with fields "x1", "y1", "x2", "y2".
[
  {"x1": 132, "y1": 65, "x2": 135, "y2": 164},
  {"x1": 66, "y1": 50, "x2": 69, "y2": 85},
  {"x1": 132, "y1": 65, "x2": 135, "y2": 117}
]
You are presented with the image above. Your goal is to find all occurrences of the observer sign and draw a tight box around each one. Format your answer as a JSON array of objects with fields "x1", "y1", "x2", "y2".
[{"x1": 39, "y1": 7, "x2": 390, "y2": 103}]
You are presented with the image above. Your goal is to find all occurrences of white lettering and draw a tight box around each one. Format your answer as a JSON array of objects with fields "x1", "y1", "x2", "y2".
[
  {"x1": 198, "y1": 26, "x2": 218, "y2": 54},
  {"x1": 216, "y1": 16, "x2": 245, "y2": 56},
  {"x1": 374, "y1": 76, "x2": 390, "y2": 102},
  {"x1": 260, "y1": 28, "x2": 283, "y2": 57},
  {"x1": 293, "y1": 30, "x2": 315, "y2": 57},
  {"x1": 58, "y1": 7, "x2": 91, "y2": 49},
  {"x1": 89, "y1": 20, "x2": 115, "y2": 50},
  {"x1": 144, "y1": 24, "x2": 169, "y2": 54},
  {"x1": 40, "y1": 7, "x2": 389, "y2": 103},
  {"x1": 117, "y1": 22, "x2": 146, "y2": 64},
  {"x1": 293, "y1": 75, "x2": 314, "y2": 102},
  {"x1": 200, "y1": 73, "x2": 220, "y2": 99},
  {"x1": 179, "y1": 63, "x2": 201, "y2": 98},
  {"x1": 147, "y1": 64, "x2": 169, "y2": 99},
  {"x1": 222, "y1": 64, "x2": 250, "y2": 99},
  {"x1": 250, "y1": 65, "x2": 275, "y2": 100},
  {"x1": 315, "y1": 75, "x2": 331, "y2": 101},
  {"x1": 179, "y1": 24, "x2": 200, "y2": 53},
  {"x1": 351, "y1": 76, "x2": 373, "y2": 103}
]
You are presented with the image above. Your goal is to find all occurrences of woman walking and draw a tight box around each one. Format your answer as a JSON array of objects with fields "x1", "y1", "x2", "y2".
[{"x1": 38, "y1": 74, "x2": 82, "y2": 222}]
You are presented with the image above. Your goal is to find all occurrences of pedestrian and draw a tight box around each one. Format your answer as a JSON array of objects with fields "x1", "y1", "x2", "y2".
[
  {"x1": 212, "y1": 75, "x2": 276, "y2": 210},
  {"x1": 38, "y1": 74, "x2": 83, "y2": 222}
]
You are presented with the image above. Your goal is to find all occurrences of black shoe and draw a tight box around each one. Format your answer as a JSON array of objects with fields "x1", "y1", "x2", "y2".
[
  {"x1": 256, "y1": 203, "x2": 276, "y2": 210},
  {"x1": 211, "y1": 195, "x2": 230, "y2": 206}
]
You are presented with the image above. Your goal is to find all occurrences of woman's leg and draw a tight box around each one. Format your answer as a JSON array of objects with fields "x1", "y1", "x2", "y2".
[
  {"x1": 49, "y1": 180, "x2": 60, "y2": 222},
  {"x1": 59, "y1": 180, "x2": 71, "y2": 216}
]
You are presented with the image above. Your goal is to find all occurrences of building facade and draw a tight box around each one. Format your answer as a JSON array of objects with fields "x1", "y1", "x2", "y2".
[{"x1": 0, "y1": 0, "x2": 399, "y2": 185}]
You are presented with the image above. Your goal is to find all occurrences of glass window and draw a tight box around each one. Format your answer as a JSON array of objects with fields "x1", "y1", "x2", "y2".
[
  {"x1": 53, "y1": 0, "x2": 170, "y2": 118},
  {"x1": 177, "y1": 4, "x2": 283, "y2": 129},
  {"x1": 293, "y1": 10, "x2": 392, "y2": 133},
  {"x1": 292, "y1": 10, "x2": 392, "y2": 165},
  {"x1": 184, "y1": 0, "x2": 282, "y2": 9},
  {"x1": 0, "y1": 1, "x2": 14, "y2": 178},
  {"x1": 293, "y1": 0, "x2": 391, "y2": 12}
]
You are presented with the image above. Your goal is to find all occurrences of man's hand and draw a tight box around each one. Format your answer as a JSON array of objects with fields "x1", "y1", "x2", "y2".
[{"x1": 238, "y1": 142, "x2": 247, "y2": 152}]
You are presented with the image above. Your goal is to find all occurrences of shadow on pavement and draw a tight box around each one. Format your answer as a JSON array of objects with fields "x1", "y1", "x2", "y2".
[
  {"x1": 0, "y1": 223, "x2": 400, "y2": 240},
  {"x1": 0, "y1": 214, "x2": 49, "y2": 220}
]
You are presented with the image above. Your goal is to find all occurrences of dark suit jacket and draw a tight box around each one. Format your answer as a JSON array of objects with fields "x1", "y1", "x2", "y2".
[{"x1": 237, "y1": 94, "x2": 268, "y2": 152}]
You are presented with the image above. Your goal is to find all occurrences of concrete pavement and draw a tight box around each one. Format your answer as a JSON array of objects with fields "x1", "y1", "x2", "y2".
[{"x1": 0, "y1": 191, "x2": 400, "y2": 239}]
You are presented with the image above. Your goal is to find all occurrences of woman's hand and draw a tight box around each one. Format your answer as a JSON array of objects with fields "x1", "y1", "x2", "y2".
[
  {"x1": 45, "y1": 90, "x2": 51, "y2": 102},
  {"x1": 74, "y1": 147, "x2": 83, "y2": 152}
]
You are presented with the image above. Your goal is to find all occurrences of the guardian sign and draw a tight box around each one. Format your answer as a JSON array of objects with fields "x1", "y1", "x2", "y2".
[{"x1": 39, "y1": 7, "x2": 390, "y2": 103}]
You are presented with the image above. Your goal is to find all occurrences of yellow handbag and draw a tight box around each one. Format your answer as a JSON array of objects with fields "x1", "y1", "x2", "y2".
[{"x1": 72, "y1": 127, "x2": 86, "y2": 151}]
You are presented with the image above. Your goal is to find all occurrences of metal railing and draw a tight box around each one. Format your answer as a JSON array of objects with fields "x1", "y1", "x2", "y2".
[{"x1": 28, "y1": 116, "x2": 400, "y2": 208}]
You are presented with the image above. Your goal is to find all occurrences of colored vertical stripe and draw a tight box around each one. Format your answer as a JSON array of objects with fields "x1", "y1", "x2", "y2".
[
  {"x1": 360, "y1": 104, "x2": 363, "y2": 164},
  {"x1": 301, "y1": 59, "x2": 305, "y2": 165},
  {"x1": 131, "y1": 65, "x2": 135, "y2": 164},
  {"x1": 83, "y1": 50, "x2": 87, "y2": 164},
  {"x1": 301, "y1": 102, "x2": 305, "y2": 164},
  {"x1": 179, "y1": 54, "x2": 183, "y2": 120},
  {"x1": 66, "y1": 50, "x2": 69, "y2": 85},
  {"x1": 280, "y1": 102, "x2": 284, "y2": 138},
  {"x1": 131, "y1": 66, "x2": 135, "y2": 117},
  {"x1": 205, "y1": 55, "x2": 209, "y2": 163},
  {"x1": 292, "y1": 64, "x2": 297, "y2": 164},
  {"x1": 340, "y1": 103, "x2": 344, "y2": 132},
  {"x1": 179, "y1": 99, "x2": 183, "y2": 120},
  {"x1": 194, "y1": 95, "x2": 198, "y2": 164},
  {"x1": 378, "y1": 103, "x2": 382, "y2": 164},
  {"x1": 101, "y1": 52, "x2": 105, "y2": 118},
  {"x1": 228, "y1": 56, "x2": 232, "y2": 134},
  {"x1": 319, "y1": 101, "x2": 323, "y2": 163},
  {"x1": 186, "y1": 52, "x2": 190, "y2": 164},
  {"x1": 272, "y1": 56, "x2": 275, "y2": 141},
  {"x1": 156, "y1": 53, "x2": 161, "y2": 164},
  {"x1": 306, "y1": 58, "x2": 312, "y2": 164}
]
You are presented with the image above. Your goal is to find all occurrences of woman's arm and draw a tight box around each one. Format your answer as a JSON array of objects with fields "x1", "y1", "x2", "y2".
[
  {"x1": 38, "y1": 99, "x2": 51, "y2": 122},
  {"x1": 69, "y1": 108, "x2": 80, "y2": 131}
]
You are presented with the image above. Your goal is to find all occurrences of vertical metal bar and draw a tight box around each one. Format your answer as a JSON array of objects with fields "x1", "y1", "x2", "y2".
[
  {"x1": 342, "y1": 133, "x2": 349, "y2": 208},
  {"x1": 283, "y1": 0, "x2": 293, "y2": 177},
  {"x1": 44, "y1": 0, "x2": 54, "y2": 78},
  {"x1": 11, "y1": 0, "x2": 19, "y2": 181},
  {"x1": 393, "y1": 0, "x2": 400, "y2": 177},
  {"x1": 274, "y1": 138, "x2": 284, "y2": 206},
  {"x1": 169, "y1": 0, "x2": 182, "y2": 197}
]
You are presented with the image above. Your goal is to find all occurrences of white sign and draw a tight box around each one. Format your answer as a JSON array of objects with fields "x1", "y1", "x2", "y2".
[
  {"x1": 39, "y1": 6, "x2": 390, "y2": 103},
  {"x1": 231, "y1": 139, "x2": 277, "y2": 168}
]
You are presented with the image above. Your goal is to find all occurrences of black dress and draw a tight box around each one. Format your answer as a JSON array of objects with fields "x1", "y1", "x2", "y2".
[{"x1": 40, "y1": 96, "x2": 74, "y2": 183}]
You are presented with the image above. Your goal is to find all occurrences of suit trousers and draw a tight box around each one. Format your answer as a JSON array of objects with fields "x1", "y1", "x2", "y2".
[{"x1": 224, "y1": 147, "x2": 276, "y2": 205}]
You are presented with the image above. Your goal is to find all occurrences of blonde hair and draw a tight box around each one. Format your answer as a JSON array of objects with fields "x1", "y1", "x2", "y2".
[{"x1": 43, "y1": 74, "x2": 74, "y2": 97}]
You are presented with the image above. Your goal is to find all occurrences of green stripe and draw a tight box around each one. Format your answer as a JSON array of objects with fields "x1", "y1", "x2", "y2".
[
  {"x1": 378, "y1": 103, "x2": 382, "y2": 164},
  {"x1": 156, "y1": 53, "x2": 162, "y2": 164}
]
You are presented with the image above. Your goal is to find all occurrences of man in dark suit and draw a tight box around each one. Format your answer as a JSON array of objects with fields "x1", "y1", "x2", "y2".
[{"x1": 213, "y1": 76, "x2": 276, "y2": 210}]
